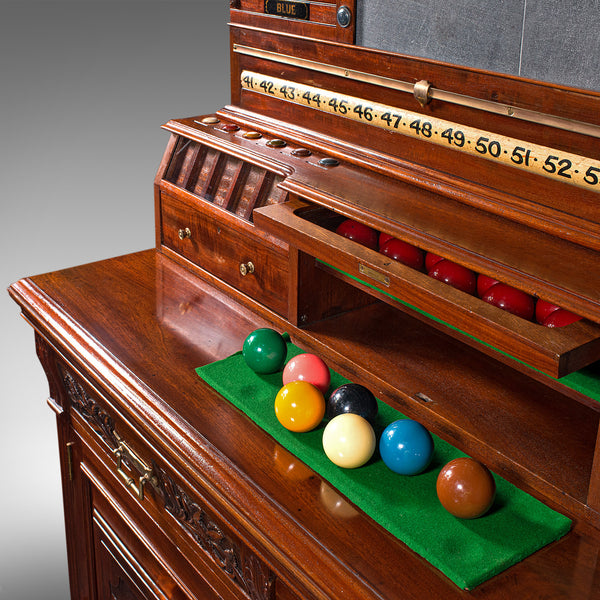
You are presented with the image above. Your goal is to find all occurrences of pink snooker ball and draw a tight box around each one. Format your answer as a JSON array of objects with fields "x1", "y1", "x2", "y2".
[{"x1": 282, "y1": 353, "x2": 331, "y2": 395}]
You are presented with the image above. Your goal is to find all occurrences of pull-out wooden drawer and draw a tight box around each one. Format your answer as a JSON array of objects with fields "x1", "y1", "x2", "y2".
[
  {"x1": 254, "y1": 198, "x2": 600, "y2": 378},
  {"x1": 161, "y1": 191, "x2": 289, "y2": 317}
]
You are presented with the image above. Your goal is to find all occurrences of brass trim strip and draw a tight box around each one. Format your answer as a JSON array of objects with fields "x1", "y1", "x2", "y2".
[{"x1": 233, "y1": 44, "x2": 600, "y2": 139}]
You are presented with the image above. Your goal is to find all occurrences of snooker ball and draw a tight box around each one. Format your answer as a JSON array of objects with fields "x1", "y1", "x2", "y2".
[
  {"x1": 379, "y1": 419, "x2": 434, "y2": 475},
  {"x1": 380, "y1": 238, "x2": 425, "y2": 271},
  {"x1": 274, "y1": 381, "x2": 325, "y2": 432},
  {"x1": 436, "y1": 457, "x2": 496, "y2": 519},
  {"x1": 282, "y1": 353, "x2": 331, "y2": 395},
  {"x1": 336, "y1": 219, "x2": 379, "y2": 250},
  {"x1": 535, "y1": 299, "x2": 561, "y2": 324},
  {"x1": 543, "y1": 308, "x2": 582, "y2": 328},
  {"x1": 326, "y1": 383, "x2": 379, "y2": 424},
  {"x1": 322, "y1": 413, "x2": 376, "y2": 468},
  {"x1": 481, "y1": 283, "x2": 535, "y2": 321},
  {"x1": 378, "y1": 232, "x2": 394, "y2": 249},
  {"x1": 428, "y1": 259, "x2": 477, "y2": 295},
  {"x1": 242, "y1": 328, "x2": 287, "y2": 374},
  {"x1": 425, "y1": 252, "x2": 445, "y2": 272},
  {"x1": 476, "y1": 274, "x2": 499, "y2": 298}
]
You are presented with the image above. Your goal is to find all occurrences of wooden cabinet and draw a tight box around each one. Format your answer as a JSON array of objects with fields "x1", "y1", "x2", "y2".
[
  {"x1": 10, "y1": 249, "x2": 600, "y2": 599},
  {"x1": 9, "y1": 3, "x2": 600, "y2": 598},
  {"x1": 37, "y1": 335, "x2": 285, "y2": 600}
]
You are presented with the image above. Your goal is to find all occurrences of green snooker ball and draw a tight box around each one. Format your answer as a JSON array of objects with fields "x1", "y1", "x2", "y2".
[{"x1": 242, "y1": 328, "x2": 287, "y2": 374}]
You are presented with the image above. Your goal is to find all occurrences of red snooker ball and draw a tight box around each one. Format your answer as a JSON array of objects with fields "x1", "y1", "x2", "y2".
[
  {"x1": 336, "y1": 219, "x2": 379, "y2": 250},
  {"x1": 543, "y1": 308, "x2": 582, "y2": 328},
  {"x1": 380, "y1": 238, "x2": 424, "y2": 270},
  {"x1": 282, "y1": 353, "x2": 331, "y2": 395},
  {"x1": 425, "y1": 252, "x2": 445, "y2": 272},
  {"x1": 476, "y1": 274, "x2": 499, "y2": 298},
  {"x1": 378, "y1": 232, "x2": 394, "y2": 249},
  {"x1": 436, "y1": 457, "x2": 496, "y2": 519},
  {"x1": 481, "y1": 283, "x2": 535, "y2": 321},
  {"x1": 535, "y1": 299, "x2": 561, "y2": 324},
  {"x1": 428, "y1": 259, "x2": 477, "y2": 295}
]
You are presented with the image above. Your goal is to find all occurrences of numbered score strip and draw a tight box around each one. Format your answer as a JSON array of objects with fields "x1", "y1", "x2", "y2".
[{"x1": 241, "y1": 71, "x2": 600, "y2": 192}]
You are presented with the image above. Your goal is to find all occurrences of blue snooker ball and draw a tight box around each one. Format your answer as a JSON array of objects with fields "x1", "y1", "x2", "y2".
[{"x1": 379, "y1": 419, "x2": 434, "y2": 475}]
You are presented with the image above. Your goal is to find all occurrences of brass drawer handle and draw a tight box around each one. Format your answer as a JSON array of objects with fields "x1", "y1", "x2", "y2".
[
  {"x1": 178, "y1": 227, "x2": 192, "y2": 240},
  {"x1": 113, "y1": 436, "x2": 156, "y2": 501},
  {"x1": 239, "y1": 261, "x2": 255, "y2": 276}
]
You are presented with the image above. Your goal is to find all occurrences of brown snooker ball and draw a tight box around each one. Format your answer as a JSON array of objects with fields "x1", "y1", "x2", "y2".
[{"x1": 436, "y1": 457, "x2": 496, "y2": 519}]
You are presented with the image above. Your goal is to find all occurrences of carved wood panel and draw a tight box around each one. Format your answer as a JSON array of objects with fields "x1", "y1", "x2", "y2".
[{"x1": 61, "y1": 366, "x2": 276, "y2": 600}]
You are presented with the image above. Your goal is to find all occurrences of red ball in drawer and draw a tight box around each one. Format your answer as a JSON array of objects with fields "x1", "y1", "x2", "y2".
[
  {"x1": 425, "y1": 252, "x2": 445, "y2": 272},
  {"x1": 428, "y1": 259, "x2": 477, "y2": 295},
  {"x1": 380, "y1": 238, "x2": 424, "y2": 271},
  {"x1": 476, "y1": 274, "x2": 499, "y2": 298},
  {"x1": 535, "y1": 299, "x2": 561, "y2": 324},
  {"x1": 481, "y1": 283, "x2": 535, "y2": 321},
  {"x1": 542, "y1": 308, "x2": 582, "y2": 328},
  {"x1": 378, "y1": 232, "x2": 394, "y2": 249},
  {"x1": 336, "y1": 219, "x2": 379, "y2": 250}
]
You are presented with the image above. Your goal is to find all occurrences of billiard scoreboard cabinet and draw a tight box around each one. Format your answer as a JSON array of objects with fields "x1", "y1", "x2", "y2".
[{"x1": 9, "y1": 3, "x2": 600, "y2": 599}]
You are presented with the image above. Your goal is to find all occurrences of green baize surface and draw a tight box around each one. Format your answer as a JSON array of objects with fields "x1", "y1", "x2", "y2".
[{"x1": 197, "y1": 341, "x2": 572, "y2": 590}]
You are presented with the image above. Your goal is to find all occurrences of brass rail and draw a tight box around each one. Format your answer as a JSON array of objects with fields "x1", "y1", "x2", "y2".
[{"x1": 233, "y1": 44, "x2": 600, "y2": 139}]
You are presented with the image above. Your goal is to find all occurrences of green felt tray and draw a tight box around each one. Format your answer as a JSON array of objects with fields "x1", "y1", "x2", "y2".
[{"x1": 196, "y1": 341, "x2": 572, "y2": 590}]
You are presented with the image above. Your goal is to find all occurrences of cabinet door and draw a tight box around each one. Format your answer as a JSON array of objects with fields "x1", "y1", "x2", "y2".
[
  {"x1": 94, "y1": 512, "x2": 158, "y2": 600},
  {"x1": 93, "y1": 510, "x2": 173, "y2": 600},
  {"x1": 87, "y1": 464, "x2": 221, "y2": 600}
]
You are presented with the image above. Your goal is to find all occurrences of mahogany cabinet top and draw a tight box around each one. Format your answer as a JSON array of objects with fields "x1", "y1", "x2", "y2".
[{"x1": 9, "y1": 250, "x2": 600, "y2": 599}]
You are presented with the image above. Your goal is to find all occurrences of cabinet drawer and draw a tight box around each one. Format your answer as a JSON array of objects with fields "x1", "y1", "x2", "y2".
[
  {"x1": 161, "y1": 191, "x2": 289, "y2": 316},
  {"x1": 254, "y1": 198, "x2": 600, "y2": 378}
]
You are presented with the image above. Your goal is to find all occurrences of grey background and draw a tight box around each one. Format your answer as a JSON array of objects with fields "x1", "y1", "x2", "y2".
[
  {"x1": 358, "y1": 0, "x2": 600, "y2": 91},
  {"x1": 1, "y1": 2, "x2": 229, "y2": 598}
]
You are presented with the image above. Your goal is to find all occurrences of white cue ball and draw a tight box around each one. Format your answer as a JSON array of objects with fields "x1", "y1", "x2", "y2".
[{"x1": 322, "y1": 413, "x2": 376, "y2": 469}]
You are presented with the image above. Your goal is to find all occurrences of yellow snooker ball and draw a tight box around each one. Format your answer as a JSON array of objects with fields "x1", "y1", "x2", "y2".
[
  {"x1": 322, "y1": 413, "x2": 376, "y2": 468},
  {"x1": 274, "y1": 381, "x2": 325, "y2": 432}
]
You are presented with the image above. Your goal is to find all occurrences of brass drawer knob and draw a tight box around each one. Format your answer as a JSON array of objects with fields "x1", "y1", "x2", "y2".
[
  {"x1": 178, "y1": 227, "x2": 192, "y2": 240},
  {"x1": 239, "y1": 261, "x2": 255, "y2": 276}
]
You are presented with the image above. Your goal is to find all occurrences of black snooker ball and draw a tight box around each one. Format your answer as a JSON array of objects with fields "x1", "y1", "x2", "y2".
[{"x1": 326, "y1": 383, "x2": 379, "y2": 423}]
